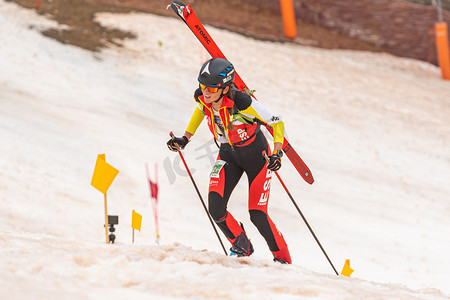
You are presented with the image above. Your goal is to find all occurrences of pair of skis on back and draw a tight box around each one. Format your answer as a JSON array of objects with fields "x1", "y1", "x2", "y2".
[{"x1": 169, "y1": 1, "x2": 314, "y2": 185}]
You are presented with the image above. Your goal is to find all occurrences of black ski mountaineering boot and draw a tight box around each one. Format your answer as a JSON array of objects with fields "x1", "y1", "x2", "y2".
[
  {"x1": 230, "y1": 229, "x2": 254, "y2": 257},
  {"x1": 273, "y1": 257, "x2": 288, "y2": 264}
]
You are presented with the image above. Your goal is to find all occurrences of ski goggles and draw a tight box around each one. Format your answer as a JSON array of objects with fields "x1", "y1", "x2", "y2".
[{"x1": 200, "y1": 83, "x2": 221, "y2": 93}]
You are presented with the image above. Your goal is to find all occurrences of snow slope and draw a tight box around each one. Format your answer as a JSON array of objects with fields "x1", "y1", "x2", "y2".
[{"x1": 1, "y1": 1, "x2": 450, "y2": 299}]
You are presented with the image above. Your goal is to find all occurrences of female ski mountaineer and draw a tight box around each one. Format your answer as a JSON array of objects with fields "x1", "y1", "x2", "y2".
[{"x1": 167, "y1": 58, "x2": 291, "y2": 264}]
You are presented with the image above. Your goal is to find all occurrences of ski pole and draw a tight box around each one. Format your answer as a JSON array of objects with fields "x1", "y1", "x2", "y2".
[
  {"x1": 170, "y1": 132, "x2": 228, "y2": 256},
  {"x1": 263, "y1": 151, "x2": 339, "y2": 275}
]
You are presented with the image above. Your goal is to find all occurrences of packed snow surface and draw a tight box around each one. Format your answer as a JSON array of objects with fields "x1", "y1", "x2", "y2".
[{"x1": 1, "y1": 1, "x2": 450, "y2": 299}]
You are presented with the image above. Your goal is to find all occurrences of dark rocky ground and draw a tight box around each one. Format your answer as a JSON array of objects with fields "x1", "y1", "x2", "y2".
[
  {"x1": 7, "y1": 0, "x2": 450, "y2": 65},
  {"x1": 7, "y1": 0, "x2": 381, "y2": 53}
]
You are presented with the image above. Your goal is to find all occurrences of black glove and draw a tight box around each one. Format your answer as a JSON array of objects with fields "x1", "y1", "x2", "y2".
[
  {"x1": 167, "y1": 136, "x2": 189, "y2": 152},
  {"x1": 267, "y1": 149, "x2": 283, "y2": 171}
]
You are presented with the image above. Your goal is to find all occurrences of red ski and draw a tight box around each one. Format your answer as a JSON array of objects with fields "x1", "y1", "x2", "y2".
[{"x1": 170, "y1": 1, "x2": 314, "y2": 185}]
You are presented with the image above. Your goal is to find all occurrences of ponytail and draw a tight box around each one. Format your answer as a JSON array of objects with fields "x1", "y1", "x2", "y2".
[{"x1": 226, "y1": 83, "x2": 239, "y2": 131}]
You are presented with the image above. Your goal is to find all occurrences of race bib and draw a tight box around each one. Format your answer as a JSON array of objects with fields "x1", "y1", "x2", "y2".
[{"x1": 210, "y1": 160, "x2": 226, "y2": 178}]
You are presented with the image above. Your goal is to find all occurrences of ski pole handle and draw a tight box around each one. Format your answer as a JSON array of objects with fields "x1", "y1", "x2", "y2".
[
  {"x1": 262, "y1": 150, "x2": 269, "y2": 162},
  {"x1": 168, "y1": 131, "x2": 179, "y2": 152},
  {"x1": 168, "y1": 131, "x2": 189, "y2": 152}
]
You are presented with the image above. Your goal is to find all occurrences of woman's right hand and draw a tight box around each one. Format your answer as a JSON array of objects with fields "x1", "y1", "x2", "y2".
[{"x1": 167, "y1": 135, "x2": 189, "y2": 152}]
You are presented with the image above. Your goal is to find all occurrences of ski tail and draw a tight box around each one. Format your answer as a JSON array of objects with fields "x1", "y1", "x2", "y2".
[
  {"x1": 170, "y1": 1, "x2": 314, "y2": 185},
  {"x1": 265, "y1": 126, "x2": 314, "y2": 184}
]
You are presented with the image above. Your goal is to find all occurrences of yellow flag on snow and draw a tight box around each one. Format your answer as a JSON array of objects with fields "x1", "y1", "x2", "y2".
[
  {"x1": 132, "y1": 210, "x2": 142, "y2": 231},
  {"x1": 341, "y1": 259, "x2": 354, "y2": 277},
  {"x1": 91, "y1": 154, "x2": 119, "y2": 194}
]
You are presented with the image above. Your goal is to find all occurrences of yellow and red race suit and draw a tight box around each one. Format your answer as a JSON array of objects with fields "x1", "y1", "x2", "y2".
[{"x1": 185, "y1": 88, "x2": 285, "y2": 147}]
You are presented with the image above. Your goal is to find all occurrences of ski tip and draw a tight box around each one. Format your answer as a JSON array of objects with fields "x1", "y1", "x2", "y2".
[
  {"x1": 170, "y1": 1, "x2": 191, "y2": 19},
  {"x1": 170, "y1": 1, "x2": 184, "y2": 17},
  {"x1": 171, "y1": 1, "x2": 185, "y2": 7}
]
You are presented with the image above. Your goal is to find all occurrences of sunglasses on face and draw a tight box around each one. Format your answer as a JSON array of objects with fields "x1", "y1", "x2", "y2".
[{"x1": 200, "y1": 84, "x2": 221, "y2": 93}]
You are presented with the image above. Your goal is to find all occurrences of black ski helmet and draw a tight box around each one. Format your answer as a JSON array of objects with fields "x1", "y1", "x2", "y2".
[{"x1": 198, "y1": 58, "x2": 235, "y2": 88}]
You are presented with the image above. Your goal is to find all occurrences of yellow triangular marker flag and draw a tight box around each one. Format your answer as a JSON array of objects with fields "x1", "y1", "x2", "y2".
[
  {"x1": 341, "y1": 259, "x2": 354, "y2": 277},
  {"x1": 91, "y1": 154, "x2": 119, "y2": 194},
  {"x1": 132, "y1": 210, "x2": 142, "y2": 232}
]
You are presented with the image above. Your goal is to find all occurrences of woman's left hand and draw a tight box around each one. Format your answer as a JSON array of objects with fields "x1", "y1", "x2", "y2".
[{"x1": 267, "y1": 149, "x2": 283, "y2": 171}]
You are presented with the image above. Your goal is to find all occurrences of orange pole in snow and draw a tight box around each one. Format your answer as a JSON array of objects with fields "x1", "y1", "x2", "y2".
[
  {"x1": 280, "y1": 0, "x2": 297, "y2": 39},
  {"x1": 435, "y1": 22, "x2": 450, "y2": 80},
  {"x1": 35, "y1": 0, "x2": 41, "y2": 9}
]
